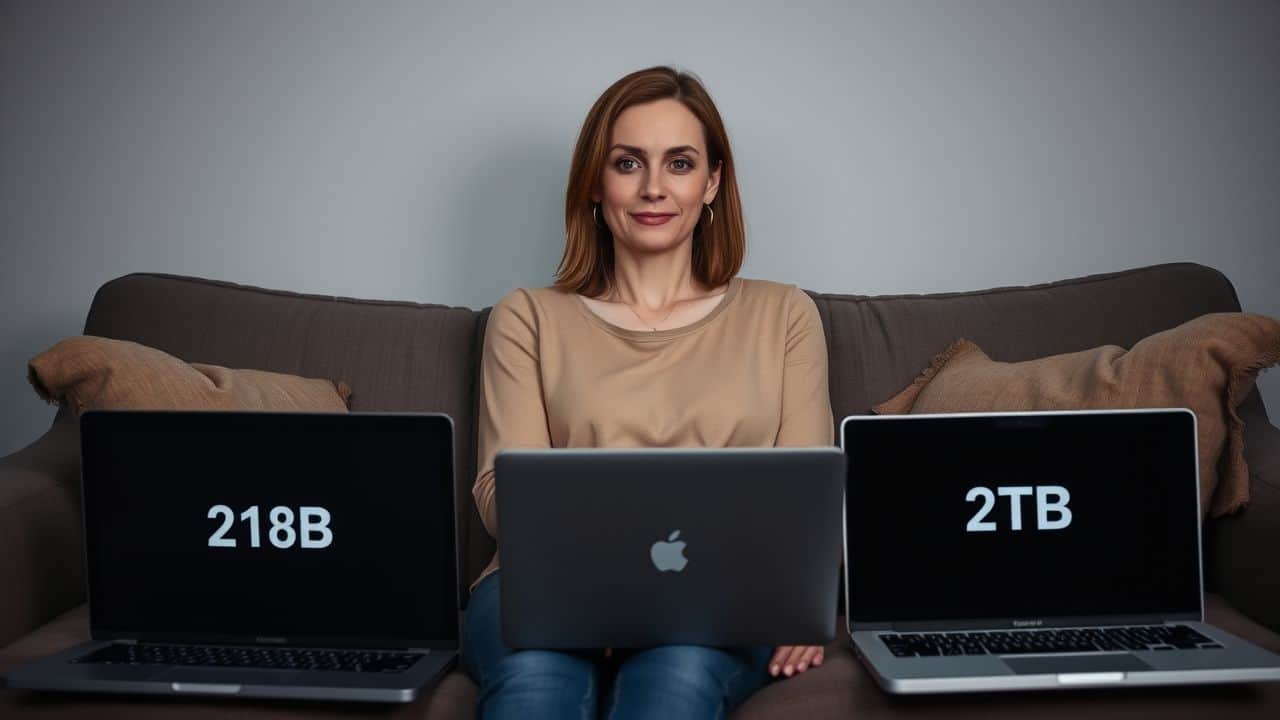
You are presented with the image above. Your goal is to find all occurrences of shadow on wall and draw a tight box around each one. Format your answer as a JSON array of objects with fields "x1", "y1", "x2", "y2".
[{"x1": 447, "y1": 128, "x2": 571, "y2": 310}]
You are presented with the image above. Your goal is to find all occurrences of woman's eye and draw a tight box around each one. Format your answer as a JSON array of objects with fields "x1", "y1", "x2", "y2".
[
  {"x1": 616, "y1": 157, "x2": 639, "y2": 171},
  {"x1": 671, "y1": 158, "x2": 693, "y2": 171}
]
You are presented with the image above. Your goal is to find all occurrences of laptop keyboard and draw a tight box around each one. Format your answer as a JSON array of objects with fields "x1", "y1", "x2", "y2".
[
  {"x1": 72, "y1": 643, "x2": 424, "y2": 673},
  {"x1": 879, "y1": 625, "x2": 1223, "y2": 657}
]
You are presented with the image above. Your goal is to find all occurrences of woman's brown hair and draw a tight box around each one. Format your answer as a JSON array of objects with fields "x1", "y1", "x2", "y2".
[{"x1": 555, "y1": 66, "x2": 745, "y2": 297}]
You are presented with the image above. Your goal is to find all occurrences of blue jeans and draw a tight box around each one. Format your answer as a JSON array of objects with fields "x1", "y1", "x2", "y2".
[{"x1": 462, "y1": 572, "x2": 773, "y2": 719}]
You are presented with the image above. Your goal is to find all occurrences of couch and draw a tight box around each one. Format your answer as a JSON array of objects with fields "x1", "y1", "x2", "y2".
[{"x1": 2, "y1": 262, "x2": 1278, "y2": 718}]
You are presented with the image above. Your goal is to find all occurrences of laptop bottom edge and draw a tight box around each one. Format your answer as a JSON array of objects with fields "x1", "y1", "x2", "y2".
[
  {"x1": 851, "y1": 624, "x2": 1280, "y2": 695},
  {"x1": 2, "y1": 643, "x2": 458, "y2": 704},
  {"x1": 865, "y1": 667, "x2": 1280, "y2": 695}
]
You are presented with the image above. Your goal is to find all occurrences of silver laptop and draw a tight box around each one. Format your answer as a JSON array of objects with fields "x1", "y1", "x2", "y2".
[
  {"x1": 495, "y1": 447, "x2": 845, "y2": 649},
  {"x1": 841, "y1": 409, "x2": 1280, "y2": 693},
  {"x1": 2, "y1": 410, "x2": 460, "y2": 703}
]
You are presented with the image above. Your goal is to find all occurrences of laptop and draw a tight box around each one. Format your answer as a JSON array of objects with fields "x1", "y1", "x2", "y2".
[
  {"x1": 841, "y1": 409, "x2": 1280, "y2": 693},
  {"x1": 495, "y1": 447, "x2": 845, "y2": 649},
  {"x1": 2, "y1": 410, "x2": 460, "y2": 703}
]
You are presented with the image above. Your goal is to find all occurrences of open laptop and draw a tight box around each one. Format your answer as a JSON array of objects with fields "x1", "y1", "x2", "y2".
[
  {"x1": 842, "y1": 409, "x2": 1280, "y2": 693},
  {"x1": 2, "y1": 410, "x2": 460, "y2": 703},
  {"x1": 495, "y1": 447, "x2": 845, "y2": 649}
]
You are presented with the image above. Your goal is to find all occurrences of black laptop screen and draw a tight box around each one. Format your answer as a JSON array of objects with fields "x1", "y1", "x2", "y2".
[
  {"x1": 844, "y1": 411, "x2": 1202, "y2": 626},
  {"x1": 81, "y1": 411, "x2": 458, "y2": 649}
]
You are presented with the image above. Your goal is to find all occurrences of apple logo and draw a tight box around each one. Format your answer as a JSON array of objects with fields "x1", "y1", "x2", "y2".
[{"x1": 650, "y1": 530, "x2": 689, "y2": 572}]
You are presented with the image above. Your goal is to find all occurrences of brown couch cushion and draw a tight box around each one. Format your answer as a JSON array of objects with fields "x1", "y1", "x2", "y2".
[
  {"x1": 873, "y1": 313, "x2": 1280, "y2": 518},
  {"x1": 28, "y1": 336, "x2": 352, "y2": 413}
]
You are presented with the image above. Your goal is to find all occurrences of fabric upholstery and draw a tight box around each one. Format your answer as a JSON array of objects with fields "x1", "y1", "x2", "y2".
[
  {"x1": 2, "y1": 263, "x2": 1279, "y2": 719},
  {"x1": 0, "y1": 408, "x2": 82, "y2": 649},
  {"x1": 870, "y1": 313, "x2": 1280, "y2": 517},
  {"x1": 29, "y1": 335, "x2": 352, "y2": 414},
  {"x1": 811, "y1": 263, "x2": 1253, "y2": 427},
  {"x1": 1207, "y1": 416, "x2": 1280, "y2": 632}
]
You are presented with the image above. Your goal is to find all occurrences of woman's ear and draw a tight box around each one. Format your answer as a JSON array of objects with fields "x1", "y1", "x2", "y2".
[{"x1": 702, "y1": 161, "x2": 722, "y2": 205}]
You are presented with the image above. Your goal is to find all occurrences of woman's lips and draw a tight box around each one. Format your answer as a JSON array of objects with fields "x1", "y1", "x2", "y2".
[{"x1": 631, "y1": 213, "x2": 675, "y2": 226}]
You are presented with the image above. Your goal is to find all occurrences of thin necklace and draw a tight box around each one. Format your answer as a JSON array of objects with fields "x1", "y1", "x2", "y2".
[{"x1": 623, "y1": 300, "x2": 677, "y2": 331}]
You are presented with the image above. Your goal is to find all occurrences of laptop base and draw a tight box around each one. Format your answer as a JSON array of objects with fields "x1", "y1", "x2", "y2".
[{"x1": 852, "y1": 623, "x2": 1280, "y2": 694}]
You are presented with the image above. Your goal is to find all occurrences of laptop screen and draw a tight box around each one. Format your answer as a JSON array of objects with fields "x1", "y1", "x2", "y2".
[
  {"x1": 843, "y1": 410, "x2": 1202, "y2": 627},
  {"x1": 81, "y1": 411, "x2": 458, "y2": 649}
]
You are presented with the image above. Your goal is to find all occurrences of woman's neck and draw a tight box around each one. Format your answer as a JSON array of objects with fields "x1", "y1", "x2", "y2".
[{"x1": 606, "y1": 240, "x2": 708, "y2": 311}]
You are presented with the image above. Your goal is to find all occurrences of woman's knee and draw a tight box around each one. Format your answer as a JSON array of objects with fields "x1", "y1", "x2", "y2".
[
  {"x1": 479, "y1": 650, "x2": 599, "y2": 719},
  {"x1": 608, "y1": 644, "x2": 764, "y2": 718}
]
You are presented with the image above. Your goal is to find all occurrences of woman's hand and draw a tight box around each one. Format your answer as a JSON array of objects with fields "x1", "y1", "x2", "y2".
[{"x1": 769, "y1": 645, "x2": 824, "y2": 678}]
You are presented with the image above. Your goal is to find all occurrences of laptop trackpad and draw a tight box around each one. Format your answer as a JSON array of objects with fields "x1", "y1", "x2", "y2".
[{"x1": 1003, "y1": 654, "x2": 1152, "y2": 674}]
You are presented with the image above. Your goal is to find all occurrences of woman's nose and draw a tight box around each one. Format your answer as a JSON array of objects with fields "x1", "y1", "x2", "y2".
[{"x1": 641, "y1": 168, "x2": 666, "y2": 200}]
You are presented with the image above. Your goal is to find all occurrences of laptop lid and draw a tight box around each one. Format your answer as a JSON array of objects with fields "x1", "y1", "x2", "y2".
[
  {"x1": 80, "y1": 410, "x2": 459, "y2": 650},
  {"x1": 495, "y1": 447, "x2": 845, "y2": 648},
  {"x1": 842, "y1": 409, "x2": 1202, "y2": 632}
]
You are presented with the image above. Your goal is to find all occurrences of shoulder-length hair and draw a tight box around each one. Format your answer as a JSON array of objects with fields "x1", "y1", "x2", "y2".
[{"x1": 555, "y1": 66, "x2": 745, "y2": 297}]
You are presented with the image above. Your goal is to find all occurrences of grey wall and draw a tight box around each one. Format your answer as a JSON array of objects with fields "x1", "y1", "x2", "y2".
[{"x1": 2, "y1": 0, "x2": 1278, "y2": 456}]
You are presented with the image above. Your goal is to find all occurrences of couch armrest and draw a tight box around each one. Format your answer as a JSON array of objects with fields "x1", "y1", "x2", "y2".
[
  {"x1": 0, "y1": 409, "x2": 85, "y2": 648},
  {"x1": 1205, "y1": 391, "x2": 1280, "y2": 633}
]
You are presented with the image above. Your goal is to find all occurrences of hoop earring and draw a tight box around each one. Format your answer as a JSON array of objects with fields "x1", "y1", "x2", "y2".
[
  {"x1": 592, "y1": 204, "x2": 604, "y2": 228},
  {"x1": 695, "y1": 203, "x2": 714, "y2": 235}
]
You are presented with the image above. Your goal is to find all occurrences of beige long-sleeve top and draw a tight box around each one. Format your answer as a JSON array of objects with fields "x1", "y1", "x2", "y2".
[{"x1": 471, "y1": 276, "x2": 834, "y2": 590}]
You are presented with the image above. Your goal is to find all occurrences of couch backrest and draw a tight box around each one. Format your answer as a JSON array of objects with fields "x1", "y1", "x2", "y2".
[
  {"x1": 812, "y1": 262, "x2": 1265, "y2": 424},
  {"x1": 78, "y1": 263, "x2": 1269, "y2": 603}
]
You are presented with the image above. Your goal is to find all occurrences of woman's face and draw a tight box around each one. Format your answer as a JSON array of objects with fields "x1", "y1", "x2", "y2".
[{"x1": 593, "y1": 98, "x2": 721, "y2": 256}]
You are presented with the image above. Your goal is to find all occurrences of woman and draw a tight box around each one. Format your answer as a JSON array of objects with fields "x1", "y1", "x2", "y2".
[{"x1": 464, "y1": 66, "x2": 834, "y2": 719}]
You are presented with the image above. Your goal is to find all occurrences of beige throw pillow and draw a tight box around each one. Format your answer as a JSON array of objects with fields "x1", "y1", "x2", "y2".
[
  {"x1": 873, "y1": 313, "x2": 1280, "y2": 518},
  {"x1": 29, "y1": 335, "x2": 352, "y2": 414}
]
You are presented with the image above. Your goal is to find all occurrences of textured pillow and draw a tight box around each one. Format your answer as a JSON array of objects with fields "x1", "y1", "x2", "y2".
[
  {"x1": 29, "y1": 335, "x2": 352, "y2": 414},
  {"x1": 872, "y1": 313, "x2": 1280, "y2": 518}
]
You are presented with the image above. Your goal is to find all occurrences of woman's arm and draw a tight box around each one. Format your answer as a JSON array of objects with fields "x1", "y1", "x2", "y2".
[
  {"x1": 473, "y1": 290, "x2": 553, "y2": 539},
  {"x1": 771, "y1": 286, "x2": 835, "y2": 677},
  {"x1": 776, "y1": 286, "x2": 834, "y2": 447}
]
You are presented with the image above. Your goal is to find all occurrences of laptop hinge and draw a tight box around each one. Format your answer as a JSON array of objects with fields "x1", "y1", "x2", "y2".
[
  {"x1": 408, "y1": 648, "x2": 432, "y2": 654},
  {"x1": 117, "y1": 638, "x2": 139, "y2": 645}
]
